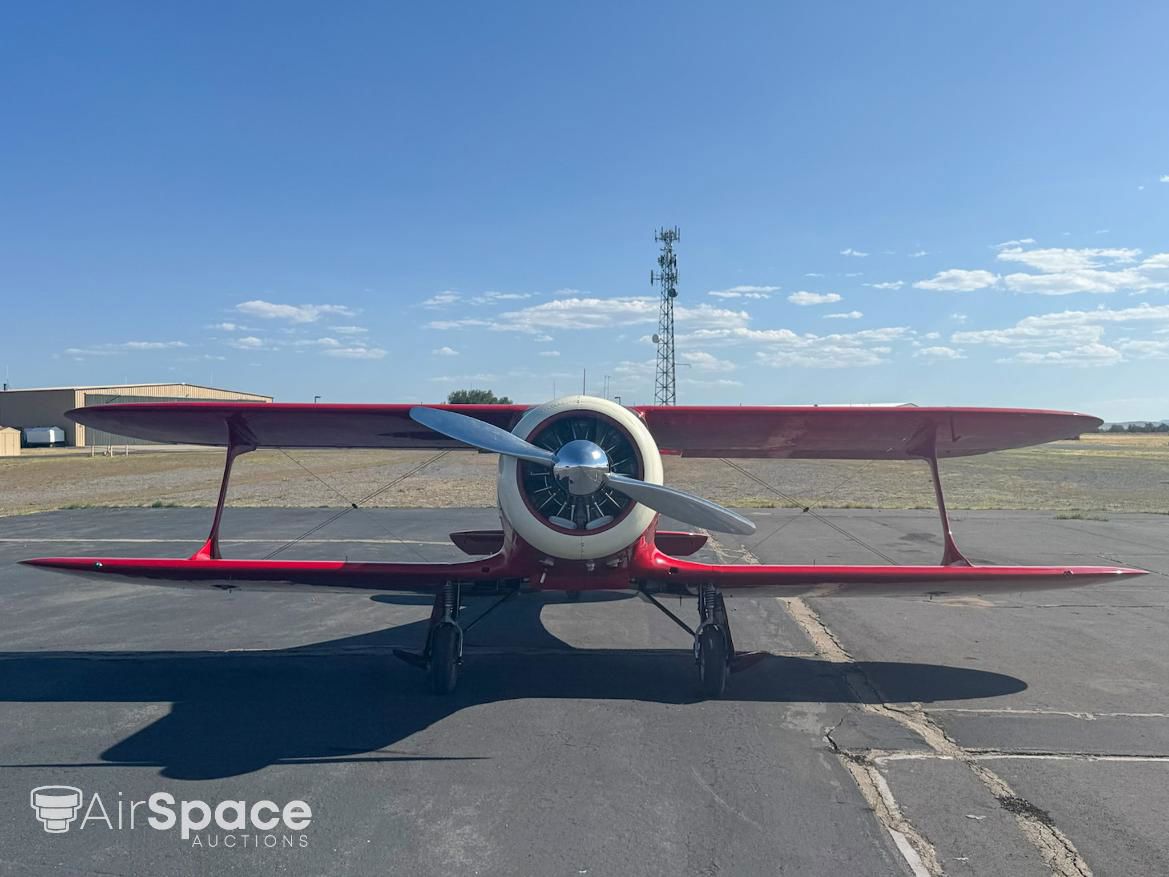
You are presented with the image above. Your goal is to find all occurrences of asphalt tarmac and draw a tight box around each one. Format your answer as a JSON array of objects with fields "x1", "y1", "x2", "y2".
[{"x1": 0, "y1": 506, "x2": 1165, "y2": 876}]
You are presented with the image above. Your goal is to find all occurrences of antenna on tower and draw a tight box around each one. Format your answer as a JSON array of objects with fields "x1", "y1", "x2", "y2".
[{"x1": 650, "y1": 226, "x2": 680, "y2": 405}]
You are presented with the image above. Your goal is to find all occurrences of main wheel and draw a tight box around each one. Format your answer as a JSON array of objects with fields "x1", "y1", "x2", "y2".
[
  {"x1": 696, "y1": 625, "x2": 729, "y2": 699},
  {"x1": 428, "y1": 622, "x2": 462, "y2": 695}
]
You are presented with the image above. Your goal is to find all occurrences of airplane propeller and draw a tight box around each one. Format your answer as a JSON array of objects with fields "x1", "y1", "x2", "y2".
[{"x1": 409, "y1": 406, "x2": 756, "y2": 536}]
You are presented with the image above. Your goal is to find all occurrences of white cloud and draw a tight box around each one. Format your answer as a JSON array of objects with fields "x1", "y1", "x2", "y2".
[
  {"x1": 230, "y1": 336, "x2": 267, "y2": 350},
  {"x1": 680, "y1": 325, "x2": 909, "y2": 348},
  {"x1": 427, "y1": 296, "x2": 749, "y2": 333},
  {"x1": 236, "y1": 300, "x2": 355, "y2": 323},
  {"x1": 208, "y1": 322, "x2": 241, "y2": 332},
  {"x1": 999, "y1": 344, "x2": 1122, "y2": 367},
  {"x1": 537, "y1": 350, "x2": 560, "y2": 357},
  {"x1": 1117, "y1": 339, "x2": 1169, "y2": 359},
  {"x1": 429, "y1": 373, "x2": 499, "y2": 383},
  {"x1": 665, "y1": 326, "x2": 912, "y2": 369},
  {"x1": 996, "y1": 246, "x2": 1140, "y2": 273},
  {"x1": 951, "y1": 313, "x2": 968, "y2": 323},
  {"x1": 707, "y1": 285, "x2": 779, "y2": 299},
  {"x1": 1161, "y1": 175, "x2": 1169, "y2": 183},
  {"x1": 993, "y1": 238, "x2": 1036, "y2": 249},
  {"x1": 914, "y1": 346, "x2": 965, "y2": 360},
  {"x1": 954, "y1": 302, "x2": 1169, "y2": 366},
  {"x1": 840, "y1": 248, "x2": 869, "y2": 257},
  {"x1": 989, "y1": 246, "x2": 1169, "y2": 296},
  {"x1": 331, "y1": 325, "x2": 367, "y2": 335},
  {"x1": 788, "y1": 291, "x2": 842, "y2": 306},
  {"x1": 681, "y1": 351, "x2": 736, "y2": 372},
  {"x1": 756, "y1": 345, "x2": 891, "y2": 368},
  {"x1": 824, "y1": 311, "x2": 863, "y2": 320},
  {"x1": 908, "y1": 250, "x2": 928, "y2": 258},
  {"x1": 804, "y1": 272, "x2": 825, "y2": 278},
  {"x1": 324, "y1": 346, "x2": 386, "y2": 360},
  {"x1": 293, "y1": 337, "x2": 342, "y2": 348},
  {"x1": 421, "y1": 291, "x2": 461, "y2": 308},
  {"x1": 843, "y1": 272, "x2": 864, "y2": 278},
  {"x1": 64, "y1": 340, "x2": 188, "y2": 357},
  {"x1": 123, "y1": 341, "x2": 187, "y2": 350},
  {"x1": 470, "y1": 291, "x2": 533, "y2": 305},
  {"x1": 534, "y1": 334, "x2": 554, "y2": 343},
  {"x1": 432, "y1": 346, "x2": 459, "y2": 356},
  {"x1": 682, "y1": 377, "x2": 744, "y2": 388},
  {"x1": 914, "y1": 269, "x2": 999, "y2": 291},
  {"x1": 864, "y1": 281, "x2": 904, "y2": 290}
]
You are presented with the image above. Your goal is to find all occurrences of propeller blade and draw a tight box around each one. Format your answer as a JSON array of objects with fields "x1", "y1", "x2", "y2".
[
  {"x1": 408, "y1": 406, "x2": 556, "y2": 467},
  {"x1": 605, "y1": 473, "x2": 756, "y2": 536}
]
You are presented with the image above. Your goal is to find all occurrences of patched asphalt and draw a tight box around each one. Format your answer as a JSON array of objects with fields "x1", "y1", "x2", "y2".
[{"x1": 0, "y1": 506, "x2": 1166, "y2": 876}]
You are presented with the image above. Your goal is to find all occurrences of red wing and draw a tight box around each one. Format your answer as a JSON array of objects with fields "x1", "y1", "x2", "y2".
[
  {"x1": 642, "y1": 550, "x2": 1143, "y2": 596},
  {"x1": 66, "y1": 402, "x2": 529, "y2": 448},
  {"x1": 633, "y1": 405, "x2": 1102, "y2": 459},
  {"x1": 20, "y1": 554, "x2": 521, "y2": 595}
]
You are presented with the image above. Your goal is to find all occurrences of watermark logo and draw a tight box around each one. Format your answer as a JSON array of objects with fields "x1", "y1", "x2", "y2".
[
  {"x1": 28, "y1": 785, "x2": 311, "y2": 848},
  {"x1": 30, "y1": 786, "x2": 83, "y2": 833}
]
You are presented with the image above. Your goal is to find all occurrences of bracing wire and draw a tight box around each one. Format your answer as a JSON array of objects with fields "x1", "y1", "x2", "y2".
[
  {"x1": 264, "y1": 449, "x2": 454, "y2": 560},
  {"x1": 719, "y1": 457, "x2": 899, "y2": 565}
]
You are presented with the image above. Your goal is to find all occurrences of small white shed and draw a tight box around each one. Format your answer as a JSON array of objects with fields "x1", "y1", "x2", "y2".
[{"x1": 0, "y1": 426, "x2": 20, "y2": 457}]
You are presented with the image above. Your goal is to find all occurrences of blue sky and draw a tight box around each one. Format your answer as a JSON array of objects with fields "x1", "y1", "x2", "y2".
[{"x1": 2, "y1": 2, "x2": 1167, "y2": 419}]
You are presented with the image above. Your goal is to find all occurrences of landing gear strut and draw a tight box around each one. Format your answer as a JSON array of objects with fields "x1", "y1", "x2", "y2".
[
  {"x1": 393, "y1": 581, "x2": 463, "y2": 694},
  {"x1": 393, "y1": 583, "x2": 522, "y2": 694},
  {"x1": 426, "y1": 582, "x2": 463, "y2": 694},
  {"x1": 695, "y1": 584, "x2": 733, "y2": 698},
  {"x1": 639, "y1": 585, "x2": 740, "y2": 698}
]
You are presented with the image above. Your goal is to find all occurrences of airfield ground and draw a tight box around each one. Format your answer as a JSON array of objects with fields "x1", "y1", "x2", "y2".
[
  {"x1": 3, "y1": 432, "x2": 1168, "y2": 517},
  {"x1": 1, "y1": 505, "x2": 1166, "y2": 876}
]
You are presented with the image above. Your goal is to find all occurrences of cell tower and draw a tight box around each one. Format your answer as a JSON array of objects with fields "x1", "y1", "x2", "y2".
[{"x1": 650, "y1": 226, "x2": 680, "y2": 405}]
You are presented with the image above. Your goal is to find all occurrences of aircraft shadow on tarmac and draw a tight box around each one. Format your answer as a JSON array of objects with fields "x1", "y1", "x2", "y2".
[{"x1": 0, "y1": 593, "x2": 1025, "y2": 780}]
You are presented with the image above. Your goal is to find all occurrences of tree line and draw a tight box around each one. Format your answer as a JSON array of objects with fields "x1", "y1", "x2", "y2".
[{"x1": 1101, "y1": 422, "x2": 1169, "y2": 433}]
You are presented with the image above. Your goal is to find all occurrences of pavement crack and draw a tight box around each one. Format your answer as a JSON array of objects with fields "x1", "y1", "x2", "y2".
[
  {"x1": 708, "y1": 532, "x2": 1098, "y2": 877},
  {"x1": 783, "y1": 593, "x2": 1096, "y2": 877}
]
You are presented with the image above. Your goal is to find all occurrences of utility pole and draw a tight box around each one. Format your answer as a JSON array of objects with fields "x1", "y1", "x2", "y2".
[{"x1": 651, "y1": 227, "x2": 680, "y2": 405}]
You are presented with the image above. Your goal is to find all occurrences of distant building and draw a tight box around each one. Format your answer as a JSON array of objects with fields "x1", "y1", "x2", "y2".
[{"x1": 0, "y1": 383, "x2": 272, "y2": 447}]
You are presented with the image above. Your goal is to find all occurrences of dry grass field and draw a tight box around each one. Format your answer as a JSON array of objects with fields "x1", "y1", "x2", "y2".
[{"x1": 1, "y1": 433, "x2": 1167, "y2": 518}]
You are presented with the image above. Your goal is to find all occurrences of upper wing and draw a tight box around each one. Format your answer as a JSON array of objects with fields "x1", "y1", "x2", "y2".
[
  {"x1": 67, "y1": 402, "x2": 529, "y2": 449},
  {"x1": 632, "y1": 405, "x2": 1102, "y2": 459},
  {"x1": 69, "y1": 401, "x2": 1101, "y2": 458}
]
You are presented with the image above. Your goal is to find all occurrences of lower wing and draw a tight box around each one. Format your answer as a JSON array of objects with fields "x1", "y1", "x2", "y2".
[
  {"x1": 20, "y1": 555, "x2": 519, "y2": 595},
  {"x1": 646, "y1": 552, "x2": 1146, "y2": 597},
  {"x1": 22, "y1": 552, "x2": 1146, "y2": 597}
]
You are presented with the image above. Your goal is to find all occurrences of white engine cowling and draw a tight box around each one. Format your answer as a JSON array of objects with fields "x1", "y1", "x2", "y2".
[{"x1": 497, "y1": 395, "x2": 664, "y2": 560}]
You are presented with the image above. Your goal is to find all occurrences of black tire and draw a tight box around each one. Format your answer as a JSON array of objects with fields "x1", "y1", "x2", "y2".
[
  {"x1": 428, "y1": 622, "x2": 461, "y2": 694},
  {"x1": 697, "y1": 625, "x2": 729, "y2": 699}
]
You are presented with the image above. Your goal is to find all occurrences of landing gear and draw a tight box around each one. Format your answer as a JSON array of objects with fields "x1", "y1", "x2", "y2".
[
  {"x1": 425, "y1": 582, "x2": 462, "y2": 694},
  {"x1": 694, "y1": 584, "x2": 733, "y2": 699},
  {"x1": 393, "y1": 583, "x2": 521, "y2": 694},
  {"x1": 639, "y1": 585, "x2": 740, "y2": 698},
  {"x1": 427, "y1": 619, "x2": 462, "y2": 694},
  {"x1": 393, "y1": 581, "x2": 463, "y2": 694}
]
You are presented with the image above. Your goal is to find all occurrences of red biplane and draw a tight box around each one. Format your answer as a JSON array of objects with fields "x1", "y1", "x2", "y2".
[{"x1": 23, "y1": 396, "x2": 1145, "y2": 697}]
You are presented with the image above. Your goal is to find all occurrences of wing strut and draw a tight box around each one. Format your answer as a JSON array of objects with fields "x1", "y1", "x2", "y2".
[
  {"x1": 190, "y1": 418, "x2": 257, "y2": 560},
  {"x1": 910, "y1": 422, "x2": 969, "y2": 567}
]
